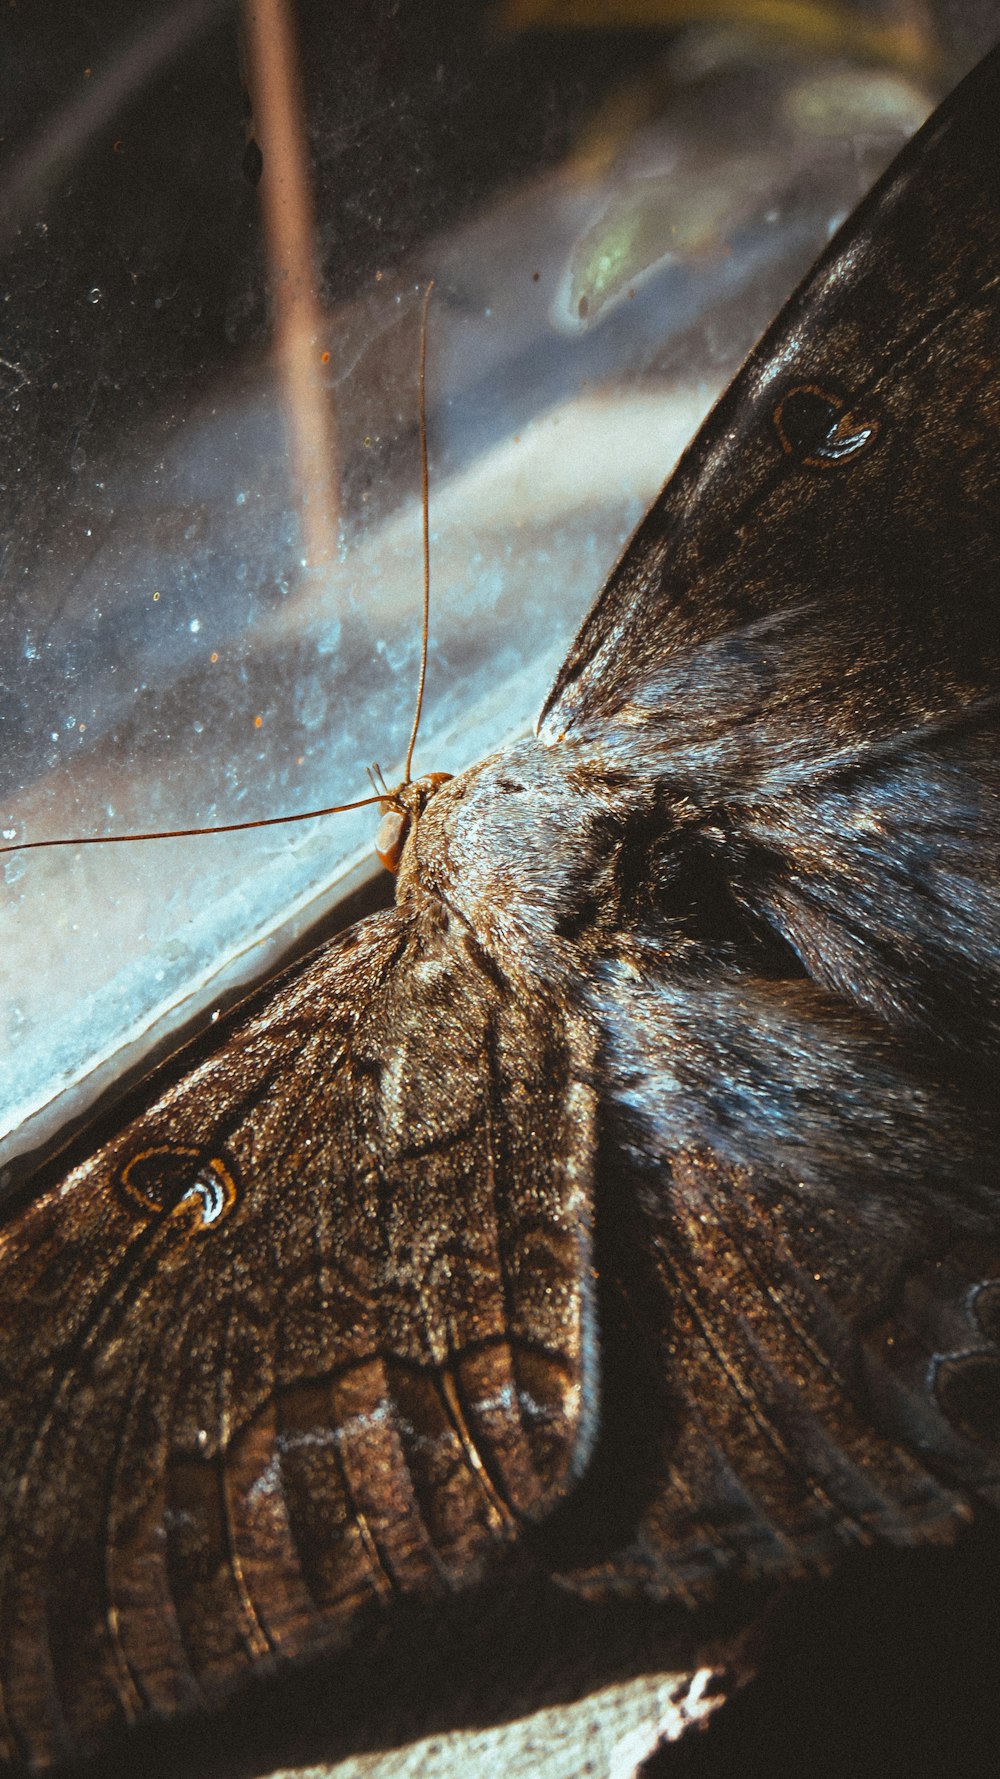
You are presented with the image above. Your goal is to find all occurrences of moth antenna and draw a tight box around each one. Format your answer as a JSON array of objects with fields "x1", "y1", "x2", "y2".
[
  {"x1": 7, "y1": 284, "x2": 438, "y2": 859},
  {"x1": 0, "y1": 794, "x2": 389, "y2": 855},
  {"x1": 402, "y1": 277, "x2": 435, "y2": 786}
]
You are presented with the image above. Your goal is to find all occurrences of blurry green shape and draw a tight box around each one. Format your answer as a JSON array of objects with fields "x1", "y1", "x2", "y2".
[
  {"x1": 786, "y1": 67, "x2": 932, "y2": 136},
  {"x1": 556, "y1": 154, "x2": 775, "y2": 331}
]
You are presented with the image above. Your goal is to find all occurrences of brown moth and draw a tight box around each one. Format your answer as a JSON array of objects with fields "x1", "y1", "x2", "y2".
[{"x1": 2, "y1": 38, "x2": 1000, "y2": 1778}]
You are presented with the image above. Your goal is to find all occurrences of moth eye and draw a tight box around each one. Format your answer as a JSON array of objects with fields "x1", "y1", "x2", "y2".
[
  {"x1": 931, "y1": 1351, "x2": 1000, "y2": 1448},
  {"x1": 773, "y1": 383, "x2": 879, "y2": 468},
  {"x1": 119, "y1": 1147, "x2": 239, "y2": 1231},
  {"x1": 375, "y1": 807, "x2": 409, "y2": 873}
]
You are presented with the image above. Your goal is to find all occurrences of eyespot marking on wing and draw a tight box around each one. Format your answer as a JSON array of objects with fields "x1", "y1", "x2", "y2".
[
  {"x1": 932, "y1": 1351, "x2": 1000, "y2": 1448},
  {"x1": 969, "y1": 1280, "x2": 1000, "y2": 1345},
  {"x1": 119, "y1": 1147, "x2": 240, "y2": 1232},
  {"x1": 773, "y1": 383, "x2": 880, "y2": 468}
]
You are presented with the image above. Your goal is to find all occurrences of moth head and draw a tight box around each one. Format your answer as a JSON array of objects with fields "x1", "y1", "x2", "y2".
[{"x1": 375, "y1": 771, "x2": 452, "y2": 873}]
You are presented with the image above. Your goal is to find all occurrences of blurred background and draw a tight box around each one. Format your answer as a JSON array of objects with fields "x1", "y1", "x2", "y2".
[{"x1": 1, "y1": 1, "x2": 996, "y2": 1172}]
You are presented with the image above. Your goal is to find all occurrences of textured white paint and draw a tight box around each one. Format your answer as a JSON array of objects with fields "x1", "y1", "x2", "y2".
[{"x1": 274, "y1": 1665, "x2": 727, "y2": 1779}]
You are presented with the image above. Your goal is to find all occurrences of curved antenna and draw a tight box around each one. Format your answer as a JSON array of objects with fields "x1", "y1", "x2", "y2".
[
  {"x1": 402, "y1": 277, "x2": 435, "y2": 785},
  {"x1": 0, "y1": 794, "x2": 387, "y2": 855},
  {"x1": 366, "y1": 762, "x2": 392, "y2": 800},
  {"x1": 7, "y1": 282, "x2": 439, "y2": 859}
]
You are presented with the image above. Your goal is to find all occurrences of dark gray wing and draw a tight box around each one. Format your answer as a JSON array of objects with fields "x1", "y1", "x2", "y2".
[
  {"x1": 557, "y1": 955, "x2": 999, "y2": 1602},
  {"x1": 526, "y1": 44, "x2": 1000, "y2": 1596},
  {"x1": 539, "y1": 43, "x2": 1000, "y2": 758},
  {"x1": 533, "y1": 42, "x2": 1000, "y2": 1070},
  {"x1": 0, "y1": 905, "x2": 597, "y2": 1771}
]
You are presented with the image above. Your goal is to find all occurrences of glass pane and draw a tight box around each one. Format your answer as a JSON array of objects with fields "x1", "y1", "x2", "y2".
[{"x1": 1, "y1": 0, "x2": 949, "y2": 1176}]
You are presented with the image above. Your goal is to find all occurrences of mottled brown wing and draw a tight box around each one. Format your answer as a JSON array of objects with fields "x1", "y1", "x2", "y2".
[
  {"x1": 0, "y1": 903, "x2": 596, "y2": 1772},
  {"x1": 557, "y1": 954, "x2": 1000, "y2": 1602},
  {"x1": 597, "y1": 1147, "x2": 1000, "y2": 1598},
  {"x1": 650, "y1": 1156, "x2": 960, "y2": 1587}
]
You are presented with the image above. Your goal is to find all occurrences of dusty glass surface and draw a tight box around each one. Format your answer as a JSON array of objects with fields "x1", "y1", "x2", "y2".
[{"x1": 1, "y1": 0, "x2": 944, "y2": 1175}]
